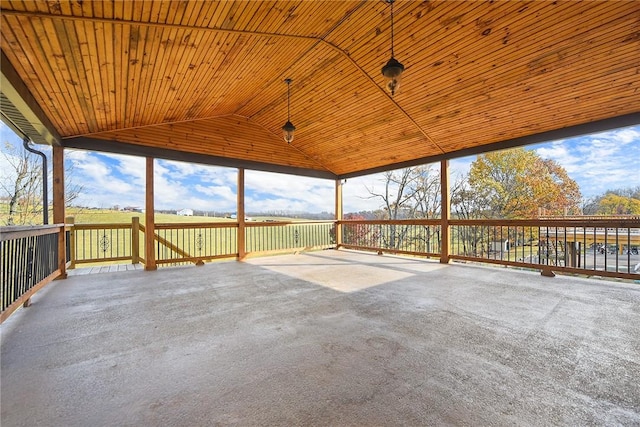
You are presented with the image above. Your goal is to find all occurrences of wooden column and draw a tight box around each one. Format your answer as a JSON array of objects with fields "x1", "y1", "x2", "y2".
[
  {"x1": 144, "y1": 157, "x2": 157, "y2": 271},
  {"x1": 52, "y1": 145, "x2": 67, "y2": 279},
  {"x1": 335, "y1": 179, "x2": 343, "y2": 249},
  {"x1": 440, "y1": 159, "x2": 451, "y2": 264},
  {"x1": 237, "y1": 168, "x2": 246, "y2": 260}
]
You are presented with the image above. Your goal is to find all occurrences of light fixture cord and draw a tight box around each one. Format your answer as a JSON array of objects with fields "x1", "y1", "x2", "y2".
[
  {"x1": 390, "y1": 0, "x2": 395, "y2": 57},
  {"x1": 287, "y1": 81, "x2": 291, "y2": 121}
]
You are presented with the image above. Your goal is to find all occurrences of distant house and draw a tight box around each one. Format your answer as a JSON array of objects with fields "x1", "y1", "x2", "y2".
[
  {"x1": 177, "y1": 208, "x2": 194, "y2": 216},
  {"x1": 122, "y1": 206, "x2": 143, "y2": 213}
]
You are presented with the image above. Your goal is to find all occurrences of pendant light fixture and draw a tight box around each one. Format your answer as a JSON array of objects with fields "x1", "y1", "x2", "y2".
[
  {"x1": 381, "y1": 0, "x2": 404, "y2": 96},
  {"x1": 282, "y1": 78, "x2": 296, "y2": 144}
]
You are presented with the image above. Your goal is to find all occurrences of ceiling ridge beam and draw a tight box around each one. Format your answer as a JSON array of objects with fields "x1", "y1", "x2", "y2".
[{"x1": 2, "y1": 7, "x2": 444, "y2": 155}]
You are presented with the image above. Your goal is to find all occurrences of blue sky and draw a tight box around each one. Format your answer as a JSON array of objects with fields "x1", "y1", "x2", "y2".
[{"x1": 1, "y1": 122, "x2": 639, "y2": 214}]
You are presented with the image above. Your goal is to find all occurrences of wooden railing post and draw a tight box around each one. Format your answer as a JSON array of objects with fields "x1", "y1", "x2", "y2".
[
  {"x1": 132, "y1": 216, "x2": 140, "y2": 264},
  {"x1": 440, "y1": 159, "x2": 451, "y2": 264},
  {"x1": 66, "y1": 216, "x2": 76, "y2": 269}
]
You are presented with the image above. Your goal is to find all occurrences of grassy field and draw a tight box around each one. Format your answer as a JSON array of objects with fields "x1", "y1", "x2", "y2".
[
  {"x1": 0, "y1": 205, "x2": 310, "y2": 225},
  {"x1": 67, "y1": 208, "x2": 235, "y2": 225}
]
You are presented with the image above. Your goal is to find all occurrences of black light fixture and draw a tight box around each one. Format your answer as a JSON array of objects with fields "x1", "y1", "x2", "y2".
[
  {"x1": 282, "y1": 78, "x2": 296, "y2": 143},
  {"x1": 381, "y1": 0, "x2": 404, "y2": 96}
]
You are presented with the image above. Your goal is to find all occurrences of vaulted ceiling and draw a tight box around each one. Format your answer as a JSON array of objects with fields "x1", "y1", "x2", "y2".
[{"x1": 1, "y1": 0, "x2": 639, "y2": 179}]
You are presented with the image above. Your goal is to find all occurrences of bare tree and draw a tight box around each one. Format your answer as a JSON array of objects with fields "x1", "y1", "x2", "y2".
[
  {"x1": 366, "y1": 166, "x2": 442, "y2": 251},
  {"x1": 366, "y1": 168, "x2": 415, "y2": 250},
  {"x1": 1, "y1": 141, "x2": 83, "y2": 225},
  {"x1": 408, "y1": 165, "x2": 441, "y2": 253},
  {"x1": 1, "y1": 142, "x2": 42, "y2": 225}
]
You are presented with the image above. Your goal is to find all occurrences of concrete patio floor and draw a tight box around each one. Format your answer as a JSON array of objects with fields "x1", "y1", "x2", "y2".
[{"x1": 2, "y1": 250, "x2": 639, "y2": 426}]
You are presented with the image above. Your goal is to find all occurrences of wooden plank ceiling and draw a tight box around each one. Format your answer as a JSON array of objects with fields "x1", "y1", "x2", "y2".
[{"x1": 1, "y1": 0, "x2": 639, "y2": 179}]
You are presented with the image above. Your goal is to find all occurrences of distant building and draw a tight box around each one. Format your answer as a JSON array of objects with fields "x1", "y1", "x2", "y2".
[
  {"x1": 177, "y1": 208, "x2": 194, "y2": 216},
  {"x1": 122, "y1": 206, "x2": 143, "y2": 213}
]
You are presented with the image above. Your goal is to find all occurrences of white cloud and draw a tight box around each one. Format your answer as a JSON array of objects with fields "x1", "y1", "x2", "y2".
[
  {"x1": 245, "y1": 170, "x2": 335, "y2": 213},
  {"x1": 534, "y1": 126, "x2": 640, "y2": 197}
]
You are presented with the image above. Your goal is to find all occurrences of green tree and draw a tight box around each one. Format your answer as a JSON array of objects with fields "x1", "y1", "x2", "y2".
[
  {"x1": 468, "y1": 148, "x2": 581, "y2": 219},
  {"x1": 597, "y1": 193, "x2": 640, "y2": 215}
]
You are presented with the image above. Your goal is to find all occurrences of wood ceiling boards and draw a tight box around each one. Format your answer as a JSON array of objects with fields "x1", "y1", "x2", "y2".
[{"x1": 1, "y1": 0, "x2": 639, "y2": 179}]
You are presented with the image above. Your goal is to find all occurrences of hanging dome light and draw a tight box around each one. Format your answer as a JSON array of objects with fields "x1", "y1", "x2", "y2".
[
  {"x1": 282, "y1": 78, "x2": 296, "y2": 143},
  {"x1": 381, "y1": 0, "x2": 404, "y2": 96}
]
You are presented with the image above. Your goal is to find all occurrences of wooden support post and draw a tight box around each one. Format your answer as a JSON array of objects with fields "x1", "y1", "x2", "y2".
[
  {"x1": 440, "y1": 159, "x2": 451, "y2": 264},
  {"x1": 53, "y1": 145, "x2": 67, "y2": 278},
  {"x1": 335, "y1": 179, "x2": 343, "y2": 249},
  {"x1": 132, "y1": 216, "x2": 140, "y2": 264},
  {"x1": 237, "y1": 168, "x2": 246, "y2": 260},
  {"x1": 66, "y1": 216, "x2": 76, "y2": 269},
  {"x1": 145, "y1": 157, "x2": 157, "y2": 271},
  {"x1": 566, "y1": 241, "x2": 577, "y2": 268}
]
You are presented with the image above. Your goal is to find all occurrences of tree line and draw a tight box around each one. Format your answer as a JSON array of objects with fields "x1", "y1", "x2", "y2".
[{"x1": 341, "y1": 148, "x2": 639, "y2": 253}]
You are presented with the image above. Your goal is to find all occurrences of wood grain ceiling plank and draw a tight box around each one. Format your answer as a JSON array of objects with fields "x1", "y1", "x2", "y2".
[
  {"x1": 91, "y1": 125, "x2": 324, "y2": 170},
  {"x1": 40, "y1": 17, "x2": 89, "y2": 135},
  {"x1": 161, "y1": 31, "x2": 210, "y2": 120},
  {"x1": 120, "y1": 6, "x2": 144, "y2": 128},
  {"x1": 136, "y1": 0, "x2": 153, "y2": 23},
  {"x1": 57, "y1": 18, "x2": 101, "y2": 131},
  {"x1": 243, "y1": 1, "x2": 281, "y2": 33},
  {"x1": 353, "y1": 1, "x2": 613, "y2": 112},
  {"x1": 202, "y1": 35, "x2": 287, "y2": 116},
  {"x1": 129, "y1": 24, "x2": 157, "y2": 128},
  {"x1": 304, "y1": 133, "x2": 431, "y2": 167},
  {"x1": 402, "y1": 15, "x2": 637, "y2": 126},
  {"x1": 78, "y1": 0, "x2": 95, "y2": 17},
  {"x1": 400, "y1": 2, "x2": 633, "y2": 104},
  {"x1": 209, "y1": 1, "x2": 238, "y2": 30},
  {"x1": 18, "y1": 15, "x2": 72, "y2": 133},
  {"x1": 179, "y1": 1, "x2": 209, "y2": 27},
  {"x1": 101, "y1": 7, "x2": 118, "y2": 131},
  {"x1": 141, "y1": 26, "x2": 180, "y2": 125},
  {"x1": 232, "y1": 1, "x2": 265, "y2": 31},
  {"x1": 370, "y1": 3, "x2": 587, "y2": 100},
  {"x1": 274, "y1": 1, "x2": 346, "y2": 37},
  {"x1": 114, "y1": 22, "x2": 129, "y2": 130},
  {"x1": 429, "y1": 82, "x2": 639, "y2": 149},
  {"x1": 154, "y1": 27, "x2": 205, "y2": 123},
  {"x1": 167, "y1": 31, "x2": 232, "y2": 119},
  {"x1": 420, "y1": 3, "x2": 632, "y2": 101},
  {"x1": 0, "y1": 15, "x2": 66, "y2": 131},
  {"x1": 409, "y1": 33, "x2": 639, "y2": 128},
  {"x1": 233, "y1": 39, "x2": 329, "y2": 119},
  {"x1": 79, "y1": 19, "x2": 108, "y2": 131},
  {"x1": 140, "y1": 20, "x2": 174, "y2": 127},
  {"x1": 167, "y1": 0, "x2": 198, "y2": 27}
]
